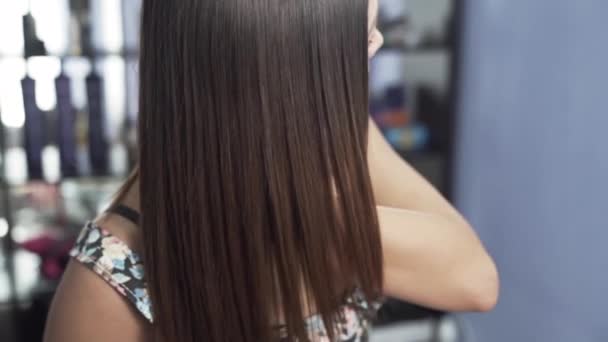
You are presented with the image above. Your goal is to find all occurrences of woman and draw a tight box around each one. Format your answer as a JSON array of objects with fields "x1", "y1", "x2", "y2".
[{"x1": 44, "y1": 0, "x2": 498, "y2": 341}]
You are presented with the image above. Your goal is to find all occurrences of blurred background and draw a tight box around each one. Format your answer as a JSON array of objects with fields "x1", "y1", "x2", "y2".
[{"x1": 0, "y1": 0, "x2": 607, "y2": 341}]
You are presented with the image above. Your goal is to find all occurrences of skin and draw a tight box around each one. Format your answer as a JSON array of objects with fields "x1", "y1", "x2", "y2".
[
  {"x1": 368, "y1": 0, "x2": 383, "y2": 58},
  {"x1": 44, "y1": 1, "x2": 498, "y2": 340}
]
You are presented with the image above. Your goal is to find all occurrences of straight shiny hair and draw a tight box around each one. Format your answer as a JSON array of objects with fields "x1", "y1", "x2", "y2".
[{"x1": 126, "y1": 0, "x2": 383, "y2": 340}]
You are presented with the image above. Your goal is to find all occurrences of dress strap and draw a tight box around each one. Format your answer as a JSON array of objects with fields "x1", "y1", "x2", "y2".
[
  {"x1": 107, "y1": 204, "x2": 140, "y2": 225},
  {"x1": 69, "y1": 222, "x2": 153, "y2": 322}
]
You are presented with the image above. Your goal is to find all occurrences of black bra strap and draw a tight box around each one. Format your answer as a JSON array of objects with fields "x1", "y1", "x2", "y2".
[{"x1": 107, "y1": 204, "x2": 140, "y2": 225}]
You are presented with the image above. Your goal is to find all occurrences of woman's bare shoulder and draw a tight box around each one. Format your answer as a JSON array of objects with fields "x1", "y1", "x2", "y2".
[
  {"x1": 44, "y1": 260, "x2": 149, "y2": 342},
  {"x1": 44, "y1": 215, "x2": 148, "y2": 342}
]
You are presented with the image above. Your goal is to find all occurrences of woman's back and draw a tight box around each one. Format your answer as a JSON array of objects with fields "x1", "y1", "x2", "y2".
[{"x1": 64, "y1": 206, "x2": 377, "y2": 341}]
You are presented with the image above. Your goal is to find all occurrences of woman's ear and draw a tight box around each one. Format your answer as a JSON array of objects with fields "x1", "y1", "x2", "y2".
[{"x1": 368, "y1": 30, "x2": 384, "y2": 58}]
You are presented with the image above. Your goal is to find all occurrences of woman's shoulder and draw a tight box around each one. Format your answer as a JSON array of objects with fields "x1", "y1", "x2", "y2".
[
  {"x1": 45, "y1": 216, "x2": 150, "y2": 342},
  {"x1": 69, "y1": 217, "x2": 153, "y2": 322}
]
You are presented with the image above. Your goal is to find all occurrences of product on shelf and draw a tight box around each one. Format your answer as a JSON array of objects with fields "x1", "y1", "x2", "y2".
[
  {"x1": 372, "y1": 84, "x2": 411, "y2": 129},
  {"x1": 55, "y1": 69, "x2": 79, "y2": 178},
  {"x1": 85, "y1": 68, "x2": 109, "y2": 176},
  {"x1": 22, "y1": 76, "x2": 45, "y2": 180},
  {"x1": 384, "y1": 123, "x2": 429, "y2": 152},
  {"x1": 22, "y1": 11, "x2": 47, "y2": 58}
]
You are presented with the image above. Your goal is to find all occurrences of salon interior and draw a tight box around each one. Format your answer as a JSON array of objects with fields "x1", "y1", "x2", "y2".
[{"x1": 0, "y1": 0, "x2": 607, "y2": 341}]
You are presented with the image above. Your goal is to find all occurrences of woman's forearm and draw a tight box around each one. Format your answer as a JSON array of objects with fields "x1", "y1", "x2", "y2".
[
  {"x1": 367, "y1": 119, "x2": 498, "y2": 311},
  {"x1": 378, "y1": 205, "x2": 499, "y2": 312}
]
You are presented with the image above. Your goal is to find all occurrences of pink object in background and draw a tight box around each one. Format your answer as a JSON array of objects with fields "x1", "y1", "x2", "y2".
[{"x1": 19, "y1": 234, "x2": 75, "y2": 280}]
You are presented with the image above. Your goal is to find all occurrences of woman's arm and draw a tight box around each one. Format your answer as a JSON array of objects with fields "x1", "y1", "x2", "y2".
[{"x1": 368, "y1": 119, "x2": 499, "y2": 312}]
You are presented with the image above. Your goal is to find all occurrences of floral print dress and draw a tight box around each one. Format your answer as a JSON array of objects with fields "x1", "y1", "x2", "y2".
[{"x1": 70, "y1": 219, "x2": 380, "y2": 341}]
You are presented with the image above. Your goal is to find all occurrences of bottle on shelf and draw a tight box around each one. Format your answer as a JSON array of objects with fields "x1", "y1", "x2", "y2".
[
  {"x1": 85, "y1": 66, "x2": 109, "y2": 176},
  {"x1": 55, "y1": 66, "x2": 79, "y2": 178},
  {"x1": 21, "y1": 75, "x2": 45, "y2": 180},
  {"x1": 22, "y1": 11, "x2": 47, "y2": 58},
  {"x1": 20, "y1": 8, "x2": 47, "y2": 180}
]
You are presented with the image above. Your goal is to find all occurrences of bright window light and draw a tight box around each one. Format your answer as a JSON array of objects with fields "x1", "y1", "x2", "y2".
[
  {"x1": 14, "y1": 249, "x2": 42, "y2": 299},
  {"x1": 64, "y1": 57, "x2": 92, "y2": 110},
  {"x1": 97, "y1": 56, "x2": 126, "y2": 142},
  {"x1": 27, "y1": 56, "x2": 62, "y2": 111},
  {"x1": 0, "y1": 218, "x2": 8, "y2": 238},
  {"x1": 5, "y1": 147, "x2": 28, "y2": 185},
  {"x1": 0, "y1": 58, "x2": 27, "y2": 128},
  {"x1": 110, "y1": 142, "x2": 128, "y2": 176},
  {"x1": 0, "y1": 0, "x2": 27, "y2": 56},
  {"x1": 42, "y1": 145, "x2": 61, "y2": 183},
  {"x1": 91, "y1": 0, "x2": 124, "y2": 53},
  {"x1": 125, "y1": 58, "x2": 139, "y2": 120},
  {"x1": 30, "y1": 0, "x2": 70, "y2": 56}
]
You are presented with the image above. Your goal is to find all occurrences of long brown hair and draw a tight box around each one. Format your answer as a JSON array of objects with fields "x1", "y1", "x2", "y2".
[{"x1": 125, "y1": 0, "x2": 383, "y2": 340}]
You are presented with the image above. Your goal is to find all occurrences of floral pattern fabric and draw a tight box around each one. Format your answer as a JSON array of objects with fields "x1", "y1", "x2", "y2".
[
  {"x1": 70, "y1": 222, "x2": 379, "y2": 341},
  {"x1": 70, "y1": 222, "x2": 153, "y2": 322}
]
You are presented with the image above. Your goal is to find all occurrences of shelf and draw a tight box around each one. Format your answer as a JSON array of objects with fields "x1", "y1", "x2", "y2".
[
  {"x1": 398, "y1": 150, "x2": 446, "y2": 191},
  {"x1": 8, "y1": 176, "x2": 124, "y2": 190}
]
